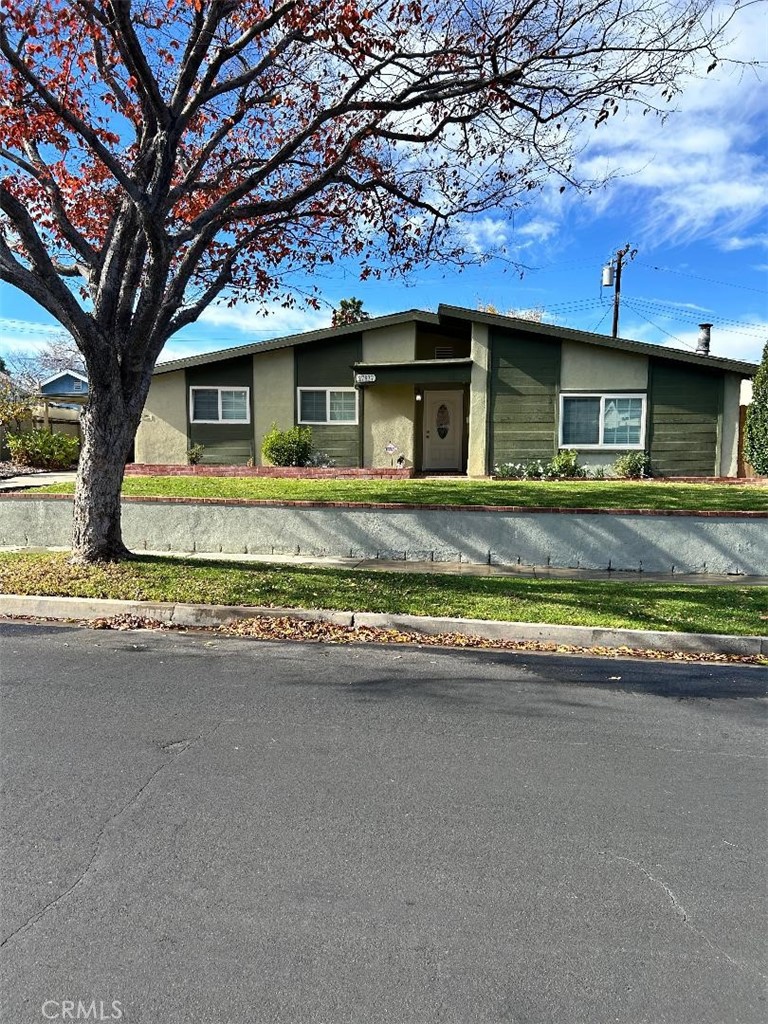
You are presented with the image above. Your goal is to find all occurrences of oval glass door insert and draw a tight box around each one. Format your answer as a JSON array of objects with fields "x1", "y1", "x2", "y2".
[{"x1": 436, "y1": 403, "x2": 450, "y2": 439}]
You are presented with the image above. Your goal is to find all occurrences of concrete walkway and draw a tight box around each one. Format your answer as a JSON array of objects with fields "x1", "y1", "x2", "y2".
[
  {"x1": 6, "y1": 545, "x2": 767, "y2": 586},
  {"x1": 150, "y1": 548, "x2": 768, "y2": 586},
  {"x1": 0, "y1": 471, "x2": 77, "y2": 491}
]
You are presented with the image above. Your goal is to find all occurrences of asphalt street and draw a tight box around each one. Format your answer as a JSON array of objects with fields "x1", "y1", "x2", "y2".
[{"x1": 1, "y1": 622, "x2": 766, "y2": 1024}]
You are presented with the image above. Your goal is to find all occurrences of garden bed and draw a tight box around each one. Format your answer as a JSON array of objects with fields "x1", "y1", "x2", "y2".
[{"x1": 125, "y1": 463, "x2": 413, "y2": 479}]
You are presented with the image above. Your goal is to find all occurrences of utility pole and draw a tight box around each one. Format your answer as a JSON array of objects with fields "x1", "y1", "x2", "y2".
[{"x1": 602, "y1": 243, "x2": 637, "y2": 338}]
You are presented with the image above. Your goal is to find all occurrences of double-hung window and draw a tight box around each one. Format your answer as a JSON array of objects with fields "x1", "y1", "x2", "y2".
[
  {"x1": 190, "y1": 387, "x2": 250, "y2": 424},
  {"x1": 559, "y1": 393, "x2": 646, "y2": 448},
  {"x1": 297, "y1": 388, "x2": 358, "y2": 424}
]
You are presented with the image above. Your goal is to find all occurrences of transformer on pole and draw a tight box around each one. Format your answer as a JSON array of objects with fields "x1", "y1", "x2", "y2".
[{"x1": 602, "y1": 244, "x2": 637, "y2": 338}]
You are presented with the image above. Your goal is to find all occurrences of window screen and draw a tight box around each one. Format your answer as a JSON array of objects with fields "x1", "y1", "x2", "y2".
[
  {"x1": 220, "y1": 389, "x2": 248, "y2": 421},
  {"x1": 192, "y1": 389, "x2": 219, "y2": 421},
  {"x1": 561, "y1": 397, "x2": 600, "y2": 445},
  {"x1": 299, "y1": 390, "x2": 328, "y2": 422}
]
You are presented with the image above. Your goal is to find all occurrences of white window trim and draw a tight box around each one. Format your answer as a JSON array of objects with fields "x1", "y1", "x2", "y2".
[
  {"x1": 558, "y1": 392, "x2": 647, "y2": 450},
  {"x1": 297, "y1": 387, "x2": 359, "y2": 425},
  {"x1": 189, "y1": 386, "x2": 250, "y2": 424}
]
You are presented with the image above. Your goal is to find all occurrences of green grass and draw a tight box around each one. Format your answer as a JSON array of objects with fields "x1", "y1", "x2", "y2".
[
  {"x1": 1, "y1": 551, "x2": 765, "y2": 636},
  {"x1": 37, "y1": 476, "x2": 768, "y2": 511}
]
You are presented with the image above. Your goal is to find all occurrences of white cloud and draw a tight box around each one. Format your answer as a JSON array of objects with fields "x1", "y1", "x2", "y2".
[
  {"x1": 514, "y1": 218, "x2": 559, "y2": 246},
  {"x1": 621, "y1": 315, "x2": 766, "y2": 363},
  {"x1": 197, "y1": 301, "x2": 329, "y2": 337},
  {"x1": 456, "y1": 216, "x2": 511, "y2": 255},
  {"x1": 0, "y1": 319, "x2": 66, "y2": 358},
  {"x1": 570, "y1": 3, "x2": 768, "y2": 249},
  {"x1": 155, "y1": 300, "x2": 332, "y2": 364},
  {"x1": 722, "y1": 234, "x2": 768, "y2": 251}
]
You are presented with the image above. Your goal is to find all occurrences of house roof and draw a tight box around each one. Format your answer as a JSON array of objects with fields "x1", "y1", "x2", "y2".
[
  {"x1": 153, "y1": 304, "x2": 758, "y2": 377},
  {"x1": 438, "y1": 305, "x2": 758, "y2": 376},
  {"x1": 39, "y1": 368, "x2": 88, "y2": 387},
  {"x1": 153, "y1": 309, "x2": 439, "y2": 375}
]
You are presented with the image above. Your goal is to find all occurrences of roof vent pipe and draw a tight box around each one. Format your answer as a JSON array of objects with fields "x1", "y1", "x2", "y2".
[{"x1": 697, "y1": 323, "x2": 712, "y2": 356}]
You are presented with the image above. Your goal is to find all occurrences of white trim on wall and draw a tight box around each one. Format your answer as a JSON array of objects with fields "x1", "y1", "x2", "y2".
[
  {"x1": 558, "y1": 392, "x2": 647, "y2": 450},
  {"x1": 189, "y1": 386, "x2": 251, "y2": 424},
  {"x1": 297, "y1": 387, "x2": 358, "y2": 425}
]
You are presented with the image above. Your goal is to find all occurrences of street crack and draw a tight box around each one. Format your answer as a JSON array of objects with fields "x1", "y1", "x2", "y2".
[
  {"x1": 607, "y1": 852, "x2": 767, "y2": 980},
  {"x1": 0, "y1": 721, "x2": 224, "y2": 951}
]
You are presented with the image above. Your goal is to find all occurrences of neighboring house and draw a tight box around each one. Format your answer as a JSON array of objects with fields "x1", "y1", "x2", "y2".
[
  {"x1": 39, "y1": 369, "x2": 89, "y2": 404},
  {"x1": 135, "y1": 304, "x2": 757, "y2": 477}
]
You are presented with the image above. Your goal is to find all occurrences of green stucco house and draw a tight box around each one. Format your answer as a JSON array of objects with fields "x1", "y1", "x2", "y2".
[{"x1": 135, "y1": 304, "x2": 757, "y2": 477}]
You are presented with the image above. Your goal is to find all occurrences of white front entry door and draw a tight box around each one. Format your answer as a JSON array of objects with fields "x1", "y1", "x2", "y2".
[{"x1": 422, "y1": 390, "x2": 463, "y2": 471}]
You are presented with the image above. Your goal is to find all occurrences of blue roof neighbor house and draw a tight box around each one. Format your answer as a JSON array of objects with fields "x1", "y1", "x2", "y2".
[{"x1": 39, "y1": 370, "x2": 89, "y2": 399}]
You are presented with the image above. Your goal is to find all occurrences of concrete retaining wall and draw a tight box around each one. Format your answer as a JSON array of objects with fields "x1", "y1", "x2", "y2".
[{"x1": 1, "y1": 495, "x2": 766, "y2": 575}]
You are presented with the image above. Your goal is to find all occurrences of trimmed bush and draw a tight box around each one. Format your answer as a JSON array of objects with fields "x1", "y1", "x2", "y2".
[
  {"x1": 744, "y1": 342, "x2": 768, "y2": 475},
  {"x1": 6, "y1": 429, "x2": 80, "y2": 470},
  {"x1": 548, "y1": 449, "x2": 586, "y2": 479},
  {"x1": 613, "y1": 451, "x2": 651, "y2": 479},
  {"x1": 261, "y1": 424, "x2": 314, "y2": 466}
]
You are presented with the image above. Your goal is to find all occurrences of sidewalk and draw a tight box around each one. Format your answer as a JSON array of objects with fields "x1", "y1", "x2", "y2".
[
  {"x1": 0, "y1": 471, "x2": 77, "y2": 492},
  {"x1": 146, "y1": 548, "x2": 768, "y2": 587},
  {"x1": 4, "y1": 544, "x2": 768, "y2": 586}
]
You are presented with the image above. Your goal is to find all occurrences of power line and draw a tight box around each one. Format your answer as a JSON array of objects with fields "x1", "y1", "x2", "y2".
[
  {"x1": 622, "y1": 300, "x2": 697, "y2": 349},
  {"x1": 623, "y1": 299, "x2": 767, "y2": 337},
  {"x1": 636, "y1": 261, "x2": 768, "y2": 295},
  {"x1": 590, "y1": 307, "x2": 611, "y2": 333}
]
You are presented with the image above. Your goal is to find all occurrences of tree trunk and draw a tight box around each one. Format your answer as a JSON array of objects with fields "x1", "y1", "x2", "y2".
[{"x1": 71, "y1": 388, "x2": 140, "y2": 562}]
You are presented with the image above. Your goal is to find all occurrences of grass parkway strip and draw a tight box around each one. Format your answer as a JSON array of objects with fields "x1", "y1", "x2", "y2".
[{"x1": 1, "y1": 552, "x2": 766, "y2": 637}]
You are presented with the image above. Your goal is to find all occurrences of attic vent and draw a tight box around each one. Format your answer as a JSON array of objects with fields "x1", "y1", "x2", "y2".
[
  {"x1": 434, "y1": 346, "x2": 454, "y2": 359},
  {"x1": 73, "y1": 380, "x2": 83, "y2": 392}
]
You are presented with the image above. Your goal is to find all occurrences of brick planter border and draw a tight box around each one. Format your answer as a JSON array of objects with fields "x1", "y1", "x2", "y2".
[
  {"x1": 1, "y1": 491, "x2": 764, "y2": 518},
  {"x1": 125, "y1": 463, "x2": 413, "y2": 479}
]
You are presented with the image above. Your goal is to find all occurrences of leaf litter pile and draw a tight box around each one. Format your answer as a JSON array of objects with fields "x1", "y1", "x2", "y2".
[{"x1": 61, "y1": 611, "x2": 766, "y2": 665}]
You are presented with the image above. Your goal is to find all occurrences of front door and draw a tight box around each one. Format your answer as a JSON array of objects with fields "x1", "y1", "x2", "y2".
[{"x1": 422, "y1": 390, "x2": 463, "y2": 471}]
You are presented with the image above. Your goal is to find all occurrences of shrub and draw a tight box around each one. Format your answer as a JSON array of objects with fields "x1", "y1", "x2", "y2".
[
  {"x1": 187, "y1": 443, "x2": 206, "y2": 465},
  {"x1": 304, "y1": 450, "x2": 336, "y2": 468},
  {"x1": 6, "y1": 429, "x2": 80, "y2": 470},
  {"x1": 261, "y1": 424, "x2": 314, "y2": 466},
  {"x1": 548, "y1": 449, "x2": 586, "y2": 479},
  {"x1": 494, "y1": 451, "x2": 585, "y2": 480},
  {"x1": 744, "y1": 342, "x2": 768, "y2": 475},
  {"x1": 613, "y1": 451, "x2": 651, "y2": 479},
  {"x1": 493, "y1": 460, "x2": 544, "y2": 480}
]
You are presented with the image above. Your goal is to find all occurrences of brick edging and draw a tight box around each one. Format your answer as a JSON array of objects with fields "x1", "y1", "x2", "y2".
[
  {"x1": 0, "y1": 491, "x2": 765, "y2": 518},
  {"x1": 124, "y1": 463, "x2": 414, "y2": 479}
]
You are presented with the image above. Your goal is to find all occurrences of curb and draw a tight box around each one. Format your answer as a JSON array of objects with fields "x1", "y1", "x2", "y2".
[
  {"x1": 354, "y1": 612, "x2": 768, "y2": 657},
  {"x1": 0, "y1": 595, "x2": 765, "y2": 657}
]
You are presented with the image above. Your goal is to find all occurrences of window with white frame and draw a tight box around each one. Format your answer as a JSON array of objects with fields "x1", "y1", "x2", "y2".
[
  {"x1": 190, "y1": 387, "x2": 250, "y2": 423},
  {"x1": 298, "y1": 388, "x2": 358, "y2": 424},
  {"x1": 559, "y1": 394, "x2": 646, "y2": 448}
]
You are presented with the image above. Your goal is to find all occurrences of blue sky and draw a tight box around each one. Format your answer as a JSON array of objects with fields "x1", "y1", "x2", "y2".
[{"x1": 1, "y1": 4, "x2": 766, "y2": 368}]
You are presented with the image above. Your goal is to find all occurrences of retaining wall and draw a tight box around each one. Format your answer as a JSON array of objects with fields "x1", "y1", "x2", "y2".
[{"x1": 1, "y1": 494, "x2": 767, "y2": 575}]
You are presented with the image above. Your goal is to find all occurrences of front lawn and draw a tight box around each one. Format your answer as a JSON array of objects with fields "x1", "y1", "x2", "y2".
[
  {"x1": 1, "y1": 552, "x2": 765, "y2": 636},
  {"x1": 37, "y1": 476, "x2": 768, "y2": 512}
]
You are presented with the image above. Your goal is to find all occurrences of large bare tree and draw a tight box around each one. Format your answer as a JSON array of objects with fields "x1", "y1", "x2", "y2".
[{"x1": 0, "y1": 0, "x2": 734, "y2": 560}]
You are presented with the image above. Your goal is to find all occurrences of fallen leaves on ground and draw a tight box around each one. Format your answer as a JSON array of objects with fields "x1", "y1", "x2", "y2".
[{"x1": 67, "y1": 612, "x2": 767, "y2": 665}]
